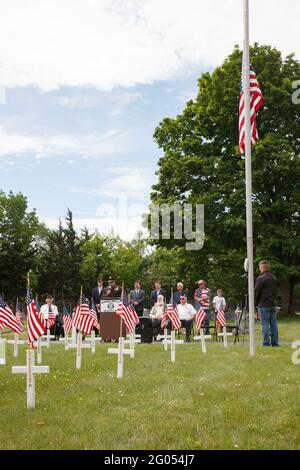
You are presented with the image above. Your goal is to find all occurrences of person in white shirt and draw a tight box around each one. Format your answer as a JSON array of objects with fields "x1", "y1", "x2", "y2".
[
  {"x1": 176, "y1": 294, "x2": 196, "y2": 342},
  {"x1": 150, "y1": 294, "x2": 167, "y2": 340},
  {"x1": 213, "y1": 289, "x2": 226, "y2": 331},
  {"x1": 40, "y1": 295, "x2": 58, "y2": 334}
]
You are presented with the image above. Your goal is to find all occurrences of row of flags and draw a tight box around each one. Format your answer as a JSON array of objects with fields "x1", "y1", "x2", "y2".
[
  {"x1": 0, "y1": 287, "x2": 228, "y2": 347},
  {"x1": 0, "y1": 289, "x2": 100, "y2": 348}
]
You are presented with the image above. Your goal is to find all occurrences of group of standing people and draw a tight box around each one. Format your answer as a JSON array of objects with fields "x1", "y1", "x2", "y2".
[{"x1": 37, "y1": 259, "x2": 280, "y2": 346}]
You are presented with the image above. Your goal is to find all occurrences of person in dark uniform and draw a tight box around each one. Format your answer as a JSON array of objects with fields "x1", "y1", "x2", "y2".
[
  {"x1": 129, "y1": 280, "x2": 145, "y2": 317},
  {"x1": 255, "y1": 260, "x2": 280, "y2": 347},
  {"x1": 150, "y1": 281, "x2": 167, "y2": 306},
  {"x1": 103, "y1": 276, "x2": 122, "y2": 299}
]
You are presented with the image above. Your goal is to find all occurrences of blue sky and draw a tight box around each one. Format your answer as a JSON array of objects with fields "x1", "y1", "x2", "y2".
[
  {"x1": 0, "y1": 0, "x2": 299, "y2": 239},
  {"x1": 0, "y1": 74, "x2": 201, "y2": 238}
]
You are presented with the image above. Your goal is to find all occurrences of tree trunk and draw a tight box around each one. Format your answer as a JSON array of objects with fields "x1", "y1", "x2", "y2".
[{"x1": 280, "y1": 278, "x2": 295, "y2": 315}]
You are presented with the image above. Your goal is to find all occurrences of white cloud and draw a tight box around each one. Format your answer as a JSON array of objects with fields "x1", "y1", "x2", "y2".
[
  {"x1": 55, "y1": 167, "x2": 155, "y2": 201},
  {"x1": 0, "y1": 0, "x2": 299, "y2": 91},
  {"x1": 0, "y1": 126, "x2": 129, "y2": 158},
  {"x1": 40, "y1": 212, "x2": 147, "y2": 241}
]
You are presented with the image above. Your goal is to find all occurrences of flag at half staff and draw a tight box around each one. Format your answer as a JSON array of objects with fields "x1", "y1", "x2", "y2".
[
  {"x1": 26, "y1": 288, "x2": 46, "y2": 347},
  {"x1": 0, "y1": 296, "x2": 22, "y2": 334},
  {"x1": 239, "y1": 64, "x2": 264, "y2": 154}
]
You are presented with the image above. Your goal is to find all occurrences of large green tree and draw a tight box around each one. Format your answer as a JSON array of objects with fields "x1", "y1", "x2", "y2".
[
  {"x1": 151, "y1": 44, "x2": 300, "y2": 313},
  {"x1": 0, "y1": 191, "x2": 44, "y2": 300},
  {"x1": 37, "y1": 210, "x2": 84, "y2": 302}
]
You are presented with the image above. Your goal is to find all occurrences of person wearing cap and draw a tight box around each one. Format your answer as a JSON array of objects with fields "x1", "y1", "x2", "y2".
[
  {"x1": 176, "y1": 294, "x2": 196, "y2": 342},
  {"x1": 103, "y1": 276, "x2": 122, "y2": 299},
  {"x1": 129, "y1": 280, "x2": 145, "y2": 317},
  {"x1": 194, "y1": 279, "x2": 212, "y2": 335}
]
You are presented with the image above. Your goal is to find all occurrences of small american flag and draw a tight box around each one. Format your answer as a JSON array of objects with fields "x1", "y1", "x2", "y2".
[
  {"x1": 90, "y1": 301, "x2": 100, "y2": 331},
  {"x1": 216, "y1": 310, "x2": 226, "y2": 328},
  {"x1": 26, "y1": 288, "x2": 46, "y2": 347},
  {"x1": 239, "y1": 63, "x2": 264, "y2": 154},
  {"x1": 116, "y1": 289, "x2": 136, "y2": 333},
  {"x1": 0, "y1": 296, "x2": 22, "y2": 334},
  {"x1": 63, "y1": 305, "x2": 73, "y2": 334},
  {"x1": 195, "y1": 306, "x2": 206, "y2": 332},
  {"x1": 15, "y1": 299, "x2": 24, "y2": 326},
  {"x1": 73, "y1": 294, "x2": 95, "y2": 334},
  {"x1": 47, "y1": 312, "x2": 56, "y2": 330},
  {"x1": 162, "y1": 295, "x2": 181, "y2": 331}
]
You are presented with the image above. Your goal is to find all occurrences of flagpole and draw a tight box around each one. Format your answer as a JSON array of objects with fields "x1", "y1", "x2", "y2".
[
  {"x1": 243, "y1": 0, "x2": 255, "y2": 357},
  {"x1": 119, "y1": 283, "x2": 124, "y2": 338}
]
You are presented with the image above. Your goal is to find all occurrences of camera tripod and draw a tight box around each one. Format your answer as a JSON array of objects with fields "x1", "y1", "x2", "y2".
[{"x1": 233, "y1": 293, "x2": 249, "y2": 345}]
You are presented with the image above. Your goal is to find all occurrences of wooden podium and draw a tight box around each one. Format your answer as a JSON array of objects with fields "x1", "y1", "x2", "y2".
[{"x1": 99, "y1": 299, "x2": 126, "y2": 341}]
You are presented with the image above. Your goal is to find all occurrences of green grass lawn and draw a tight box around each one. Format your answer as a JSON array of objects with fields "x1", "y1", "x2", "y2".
[{"x1": 0, "y1": 317, "x2": 300, "y2": 450}]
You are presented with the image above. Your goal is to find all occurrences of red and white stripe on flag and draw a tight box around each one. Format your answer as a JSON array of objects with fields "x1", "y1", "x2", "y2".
[
  {"x1": 16, "y1": 309, "x2": 24, "y2": 326},
  {"x1": 63, "y1": 314, "x2": 72, "y2": 334},
  {"x1": 216, "y1": 310, "x2": 226, "y2": 327},
  {"x1": 0, "y1": 303, "x2": 23, "y2": 334},
  {"x1": 116, "y1": 302, "x2": 135, "y2": 333},
  {"x1": 164, "y1": 304, "x2": 181, "y2": 331},
  {"x1": 47, "y1": 313, "x2": 56, "y2": 329},
  {"x1": 27, "y1": 300, "x2": 46, "y2": 347},
  {"x1": 73, "y1": 302, "x2": 94, "y2": 334},
  {"x1": 89, "y1": 308, "x2": 100, "y2": 331},
  {"x1": 239, "y1": 65, "x2": 264, "y2": 154},
  {"x1": 195, "y1": 306, "x2": 206, "y2": 331}
]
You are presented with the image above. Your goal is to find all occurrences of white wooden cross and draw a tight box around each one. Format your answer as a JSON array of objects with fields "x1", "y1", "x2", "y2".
[
  {"x1": 68, "y1": 331, "x2": 92, "y2": 369},
  {"x1": 41, "y1": 328, "x2": 55, "y2": 349},
  {"x1": 71, "y1": 325, "x2": 77, "y2": 345},
  {"x1": 108, "y1": 337, "x2": 134, "y2": 379},
  {"x1": 85, "y1": 330, "x2": 102, "y2": 354},
  {"x1": 124, "y1": 332, "x2": 141, "y2": 358},
  {"x1": 217, "y1": 327, "x2": 233, "y2": 348},
  {"x1": 157, "y1": 329, "x2": 171, "y2": 351},
  {"x1": 59, "y1": 331, "x2": 73, "y2": 350},
  {"x1": 7, "y1": 334, "x2": 27, "y2": 358},
  {"x1": 12, "y1": 349, "x2": 49, "y2": 409},
  {"x1": 0, "y1": 338, "x2": 7, "y2": 365},
  {"x1": 162, "y1": 330, "x2": 184, "y2": 362},
  {"x1": 194, "y1": 328, "x2": 212, "y2": 353},
  {"x1": 34, "y1": 337, "x2": 48, "y2": 364}
]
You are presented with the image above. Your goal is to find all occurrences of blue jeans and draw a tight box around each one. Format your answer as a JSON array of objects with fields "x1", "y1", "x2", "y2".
[{"x1": 259, "y1": 307, "x2": 279, "y2": 346}]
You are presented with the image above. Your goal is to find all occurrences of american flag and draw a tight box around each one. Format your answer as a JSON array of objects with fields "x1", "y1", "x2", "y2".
[
  {"x1": 73, "y1": 294, "x2": 95, "y2": 334},
  {"x1": 63, "y1": 304, "x2": 73, "y2": 334},
  {"x1": 216, "y1": 309, "x2": 226, "y2": 328},
  {"x1": 161, "y1": 298, "x2": 181, "y2": 331},
  {"x1": 116, "y1": 289, "x2": 137, "y2": 334},
  {"x1": 239, "y1": 64, "x2": 264, "y2": 154},
  {"x1": 90, "y1": 301, "x2": 100, "y2": 331},
  {"x1": 195, "y1": 306, "x2": 206, "y2": 332},
  {"x1": 26, "y1": 288, "x2": 46, "y2": 347},
  {"x1": 0, "y1": 296, "x2": 23, "y2": 334},
  {"x1": 47, "y1": 311, "x2": 56, "y2": 330},
  {"x1": 15, "y1": 299, "x2": 24, "y2": 326}
]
